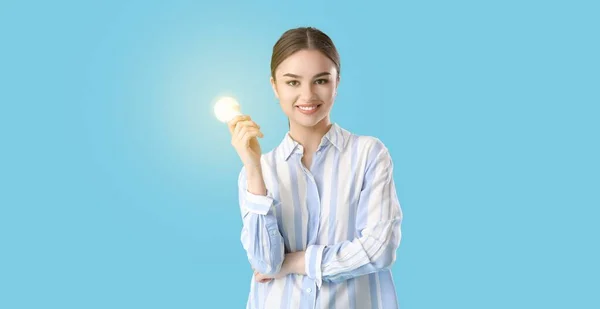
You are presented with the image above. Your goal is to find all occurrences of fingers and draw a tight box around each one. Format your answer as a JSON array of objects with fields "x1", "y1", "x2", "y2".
[
  {"x1": 228, "y1": 115, "x2": 261, "y2": 134},
  {"x1": 227, "y1": 115, "x2": 249, "y2": 133},
  {"x1": 233, "y1": 128, "x2": 261, "y2": 147},
  {"x1": 257, "y1": 276, "x2": 272, "y2": 283},
  {"x1": 227, "y1": 115, "x2": 265, "y2": 150},
  {"x1": 239, "y1": 128, "x2": 263, "y2": 145},
  {"x1": 233, "y1": 120, "x2": 260, "y2": 137},
  {"x1": 232, "y1": 121, "x2": 264, "y2": 145},
  {"x1": 253, "y1": 270, "x2": 273, "y2": 283}
]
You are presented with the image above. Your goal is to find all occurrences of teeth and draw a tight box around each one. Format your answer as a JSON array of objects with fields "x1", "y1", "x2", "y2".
[{"x1": 298, "y1": 106, "x2": 317, "y2": 111}]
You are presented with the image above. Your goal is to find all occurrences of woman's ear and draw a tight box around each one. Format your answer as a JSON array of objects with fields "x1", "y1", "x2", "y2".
[{"x1": 270, "y1": 76, "x2": 279, "y2": 100}]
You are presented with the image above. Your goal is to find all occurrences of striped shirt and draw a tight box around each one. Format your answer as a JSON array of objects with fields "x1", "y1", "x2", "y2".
[{"x1": 238, "y1": 123, "x2": 403, "y2": 309}]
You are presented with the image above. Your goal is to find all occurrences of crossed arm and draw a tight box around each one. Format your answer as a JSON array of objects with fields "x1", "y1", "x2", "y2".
[{"x1": 239, "y1": 142, "x2": 402, "y2": 288}]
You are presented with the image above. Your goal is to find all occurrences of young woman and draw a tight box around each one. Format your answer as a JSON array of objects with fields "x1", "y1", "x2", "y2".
[{"x1": 228, "y1": 26, "x2": 403, "y2": 309}]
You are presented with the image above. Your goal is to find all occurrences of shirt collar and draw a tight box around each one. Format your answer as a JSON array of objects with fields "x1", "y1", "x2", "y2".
[{"x1": 279, "y1": 123, "x2": 350, "y2": 161}]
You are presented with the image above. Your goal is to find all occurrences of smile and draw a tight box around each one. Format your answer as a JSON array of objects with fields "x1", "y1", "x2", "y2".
[{"x1": 296, "y1": 104, "x2": 321, "y2": 114}]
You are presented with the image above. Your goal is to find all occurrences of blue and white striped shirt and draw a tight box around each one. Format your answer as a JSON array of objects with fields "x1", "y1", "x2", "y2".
[{"x1": 238, "y1": 123, "x2": 403, "y2": 309}]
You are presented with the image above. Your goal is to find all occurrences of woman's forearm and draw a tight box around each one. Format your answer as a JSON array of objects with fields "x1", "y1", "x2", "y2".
[
  {"x1": 245, "y1": 165, "x2": 267, "y2": 196},
  {"x1": 285, "y1": 251, "x2": 306, "y2": 275}
]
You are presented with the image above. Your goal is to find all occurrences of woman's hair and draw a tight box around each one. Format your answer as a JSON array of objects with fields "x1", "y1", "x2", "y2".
[{"x1": 270, "y1": 27, "x2": 341, "y2": 80}]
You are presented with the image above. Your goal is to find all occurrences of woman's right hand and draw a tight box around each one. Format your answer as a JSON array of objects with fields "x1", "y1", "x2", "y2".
[{"x1": 228, "y1": 115, "x2": 264, "y2": 168}]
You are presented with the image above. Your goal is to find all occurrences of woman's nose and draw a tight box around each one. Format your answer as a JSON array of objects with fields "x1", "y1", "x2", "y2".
[{"x1": 300, "y1": 84, "x2": 316, "y2": 101}]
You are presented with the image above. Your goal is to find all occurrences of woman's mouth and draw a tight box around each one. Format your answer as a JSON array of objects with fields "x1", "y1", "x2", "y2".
[{"x1": 296, "y1": 104, "x2": 321, "y2": 115}]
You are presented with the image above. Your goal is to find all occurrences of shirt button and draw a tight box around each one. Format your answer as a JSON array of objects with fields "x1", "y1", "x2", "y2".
[{"x1": 306, "y1": 288, "x2": 312, "y2": 293}]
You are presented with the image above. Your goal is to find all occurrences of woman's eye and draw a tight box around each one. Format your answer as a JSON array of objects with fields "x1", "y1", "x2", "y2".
[
  {"x1": 315, "y1": 79, "x2": 328, "y2": 85},
  {"x1": 287, "y1": 81, "x2": 299, "y2": 86}
]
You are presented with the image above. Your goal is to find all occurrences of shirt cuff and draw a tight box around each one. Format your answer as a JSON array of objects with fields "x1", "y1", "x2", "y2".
[
  {"x1": 244, "y1": 190, "x2": 274, "y2": 215},
  {"x1": 305, "y1": 244, "x2": 326, "y2": 289}
]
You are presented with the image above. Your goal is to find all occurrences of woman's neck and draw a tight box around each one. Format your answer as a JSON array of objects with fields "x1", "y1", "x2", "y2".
[{"x1": 288, "y1": 117, "x2": 332, "y2": 155}]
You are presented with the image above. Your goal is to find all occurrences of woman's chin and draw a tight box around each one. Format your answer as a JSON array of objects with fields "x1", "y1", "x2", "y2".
[{"x1": 291, "y1": 115, "x2": 329, "y2": 129}]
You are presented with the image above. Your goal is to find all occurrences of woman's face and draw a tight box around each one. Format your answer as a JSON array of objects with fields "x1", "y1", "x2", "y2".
[{"x1": 270, "y1": 49, "x2": 339, "y2": 129}]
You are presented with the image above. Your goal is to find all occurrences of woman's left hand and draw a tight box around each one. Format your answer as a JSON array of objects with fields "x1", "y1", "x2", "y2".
[
  {"x1": 253, "y1": 268, "x2": 288, "y2": 283},
  {"x1": 252, "y1": 251, "x2": 306, "y2": 283},
  {"x1": 254, "y1": 270, "x2": 283, "y2": 283}
]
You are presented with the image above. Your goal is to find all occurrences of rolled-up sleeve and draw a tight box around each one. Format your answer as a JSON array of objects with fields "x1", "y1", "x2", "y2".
[
  {"x1": 305, "y1": 140, "x2": 403, "y2": 288},
  {"x1": 238, "y1": 167, "x2": 285, "y2": 275}
]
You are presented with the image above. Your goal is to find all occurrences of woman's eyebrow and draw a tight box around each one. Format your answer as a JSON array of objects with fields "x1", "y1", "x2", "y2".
[{"x1": 283, "y1": 72, "x2": 331, "y2": 78}]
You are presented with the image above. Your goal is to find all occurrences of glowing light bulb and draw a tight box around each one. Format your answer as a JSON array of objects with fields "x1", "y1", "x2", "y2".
[{"x1": 213, "y1": 96, "x2": 242, "y2": 123}]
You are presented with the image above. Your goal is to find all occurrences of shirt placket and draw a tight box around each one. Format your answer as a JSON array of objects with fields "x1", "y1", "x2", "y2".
[{"x1": 296, "y1": 146, "x2": 323, "y2": 309}]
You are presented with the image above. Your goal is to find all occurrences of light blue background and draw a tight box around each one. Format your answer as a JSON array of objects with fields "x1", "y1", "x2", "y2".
[{"x1": 1, "y1": 0, "x2": 598, "y2": 308}]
